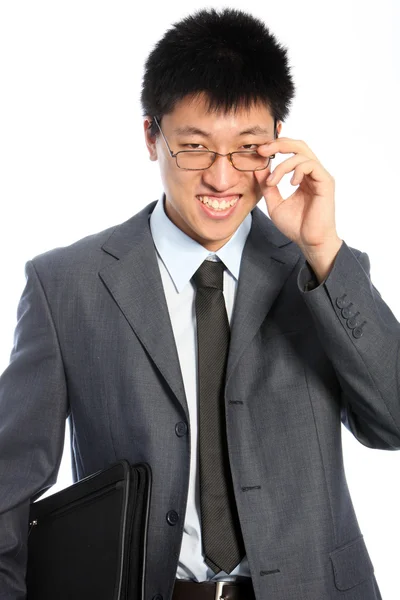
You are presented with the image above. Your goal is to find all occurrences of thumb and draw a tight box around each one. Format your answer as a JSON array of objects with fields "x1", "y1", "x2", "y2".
[
  {"x1": 263, "y1": 184, "x2": 283, "y2": 218},
  {"x1": 254, "y1": 169, "x2": 283, "y2": 215}
]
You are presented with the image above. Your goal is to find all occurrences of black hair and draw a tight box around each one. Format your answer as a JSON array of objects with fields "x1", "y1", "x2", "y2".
[{"x1": 140, "y1": 8, "x2": 296, "y2": 138}]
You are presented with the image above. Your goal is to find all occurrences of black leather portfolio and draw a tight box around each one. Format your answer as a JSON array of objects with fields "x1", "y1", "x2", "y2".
[{"x1": 26, "y1": 460, "x2": 152, "y2": 600}]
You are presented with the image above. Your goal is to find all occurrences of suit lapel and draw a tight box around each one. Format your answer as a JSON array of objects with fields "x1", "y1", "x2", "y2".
[
  {"x1": 98, "y1": 201, "x2": 189, "y2": 419},
  {"x1": 98, "y1": 201, "x2": 302, "y2": 417},
  {"x1": 225, "y1": 206, "x2": 301, "y2": 389}
]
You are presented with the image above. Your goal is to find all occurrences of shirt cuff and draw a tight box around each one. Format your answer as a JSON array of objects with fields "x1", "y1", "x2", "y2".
[{"x1": 300, "y1": 261, "x2": 322, "y2": 292}]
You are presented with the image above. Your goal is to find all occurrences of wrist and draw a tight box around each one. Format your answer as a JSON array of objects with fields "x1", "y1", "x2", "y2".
[{"x1": 301, "y1": 237, "x2": 343, "y2": 284}]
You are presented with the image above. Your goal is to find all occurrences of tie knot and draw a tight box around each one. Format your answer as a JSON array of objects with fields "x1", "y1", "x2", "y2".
[{"x1": 192, "y1": 259, "x2": 225, "y2": 290}]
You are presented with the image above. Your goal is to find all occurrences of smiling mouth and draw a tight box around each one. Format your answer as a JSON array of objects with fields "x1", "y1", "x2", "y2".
[{"x1": 197, "y1": 195, "x2": 241, "y2": 211}]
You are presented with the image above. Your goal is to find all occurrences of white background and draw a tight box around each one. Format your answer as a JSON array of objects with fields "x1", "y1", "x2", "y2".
[{"x1": 0, "y1": 1, "x2": 399, "y2": 597}]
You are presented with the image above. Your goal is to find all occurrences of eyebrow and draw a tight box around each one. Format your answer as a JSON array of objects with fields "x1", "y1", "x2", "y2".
[{"x1": 173, "y1": 125, "x2": 270, "y2": 137}]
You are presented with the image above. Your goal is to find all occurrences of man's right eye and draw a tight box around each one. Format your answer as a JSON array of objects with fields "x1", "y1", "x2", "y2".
[{"x1": 182, "y1": 144, "x2": 205, "y2": 150}]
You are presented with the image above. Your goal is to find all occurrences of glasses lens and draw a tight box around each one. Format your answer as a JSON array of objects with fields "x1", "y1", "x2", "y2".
[
  {"x1": 232, "y1": 152, "x2": 270, "y2": 171},
  {"x1": 176, "y1": 151, "x2": 215, "y2": 170}
]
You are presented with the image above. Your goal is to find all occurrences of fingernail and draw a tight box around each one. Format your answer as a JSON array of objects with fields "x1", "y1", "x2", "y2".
[{"x1": 267, "y1": 173, "x2": 274, "y2": 182}]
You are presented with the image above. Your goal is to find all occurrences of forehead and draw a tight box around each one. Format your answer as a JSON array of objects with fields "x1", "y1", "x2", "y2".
[{"x1": 162, "y1": 93, "x2": 274, "y2": 136}]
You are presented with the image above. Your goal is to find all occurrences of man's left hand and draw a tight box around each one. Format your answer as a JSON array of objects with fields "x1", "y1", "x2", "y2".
[{"x1": 254, "y1": 137, "x2": 343, "y2": 283}]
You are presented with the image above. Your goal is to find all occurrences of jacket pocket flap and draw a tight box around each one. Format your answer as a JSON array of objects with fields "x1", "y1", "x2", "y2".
[{"x1": 329, "y1": 535, "x2": 374, "y2": 591}]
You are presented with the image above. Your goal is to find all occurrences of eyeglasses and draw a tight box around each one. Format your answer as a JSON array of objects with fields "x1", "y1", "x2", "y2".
[{"x1": 152, "y1": 116, "x2": 276, "y2": 172}]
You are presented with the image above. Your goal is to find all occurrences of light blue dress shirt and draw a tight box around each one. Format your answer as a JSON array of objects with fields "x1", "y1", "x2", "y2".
[{"x1": 149, "y1": 193, "x2": 252, "y2": 582}]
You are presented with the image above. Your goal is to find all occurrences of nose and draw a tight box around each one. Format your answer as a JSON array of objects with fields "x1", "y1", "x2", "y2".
[{"x1": 201, "y1": 153, "x2": 241, "y2": 191}]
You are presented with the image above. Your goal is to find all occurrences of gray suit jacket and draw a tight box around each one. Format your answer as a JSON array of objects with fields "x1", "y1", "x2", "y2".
[{"x1": 1, "y1": 199, "x2": 398, "y2": 600}]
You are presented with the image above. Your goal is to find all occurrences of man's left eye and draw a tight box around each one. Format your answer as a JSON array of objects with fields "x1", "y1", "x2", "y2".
[{"x1": 241, "y1": 144, "x2": 258, "y2": 150}]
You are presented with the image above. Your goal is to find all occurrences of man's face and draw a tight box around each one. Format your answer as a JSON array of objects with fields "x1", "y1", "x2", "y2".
[{"x1": 144, "y1": 94, "x2": 282, "y2": 251}]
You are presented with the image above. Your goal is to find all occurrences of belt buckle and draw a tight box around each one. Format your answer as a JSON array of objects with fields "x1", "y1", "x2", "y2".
[{"x1": 215, "y1": 580, "x2": 230, "y2": 600}]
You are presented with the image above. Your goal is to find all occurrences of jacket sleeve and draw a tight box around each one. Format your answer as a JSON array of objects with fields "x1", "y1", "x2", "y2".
[
  {"x1": 297, "y1": 240, "x2": 400, "y2": 450},
  {"x1": 0, "y1": 260, "x2": 68, "y2": 599}
]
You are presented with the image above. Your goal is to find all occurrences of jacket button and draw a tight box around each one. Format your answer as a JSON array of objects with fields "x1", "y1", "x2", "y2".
[
  {"x1": 336, "y1": 294, "x2": 349, "y2": 309},
  {"x1": 166, "y1": 510, "x2": 179, "y2": 525},
  {"x1": 341, "y1": 303, "x2": 354, "y2": 319},
  {"x1": 347, "y1": 312, "x2": 360, "y2": 328},
  {"x1": 352, "y1": 327, "x2": 364, "y2": 338},
  {"x1": 175, "y1": 422, "x2": 188, "y2": 436}
]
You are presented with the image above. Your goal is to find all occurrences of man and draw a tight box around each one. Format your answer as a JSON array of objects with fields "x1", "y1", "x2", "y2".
[{"x1": 0, "y1": 7, "x2": 398, "y2": 600}]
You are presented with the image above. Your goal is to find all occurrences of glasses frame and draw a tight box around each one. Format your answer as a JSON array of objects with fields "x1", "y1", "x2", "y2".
[{"x1": 152, "y1": 116, "x2": 277, "y2": 172}]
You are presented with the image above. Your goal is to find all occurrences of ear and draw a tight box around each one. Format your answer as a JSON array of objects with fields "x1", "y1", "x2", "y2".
[{"x1": 143, "y1": 117, "x2": 158, "y2": 161}]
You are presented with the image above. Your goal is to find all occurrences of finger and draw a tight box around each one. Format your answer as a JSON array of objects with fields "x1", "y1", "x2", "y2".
[
  {"x1": 290, "y1": 159, "x2": 333, "y2": 185},
  {"x1": 256, "y1": 141, "x2": 279, "y2": 156},
  {"x1": 265, "y1": 155, "x2": 310, "y2": 186},
  {"x1": 257, "y1": 138, "x2": 318, "y2": 161}
]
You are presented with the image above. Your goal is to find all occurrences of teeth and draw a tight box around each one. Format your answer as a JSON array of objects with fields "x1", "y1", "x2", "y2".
[{"x1": 198, "y1": 196, "x2": 240, "y2": 211}]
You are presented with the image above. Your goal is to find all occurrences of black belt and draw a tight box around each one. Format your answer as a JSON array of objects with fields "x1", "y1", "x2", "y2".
[{"x1": 172, "y1": 578, "x2": 256, "y2": 600}]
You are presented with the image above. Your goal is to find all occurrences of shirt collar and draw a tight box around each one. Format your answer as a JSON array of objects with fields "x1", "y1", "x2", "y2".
[{"x1": 149, "y1": 193, "x2": 252, "y2": 293}]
